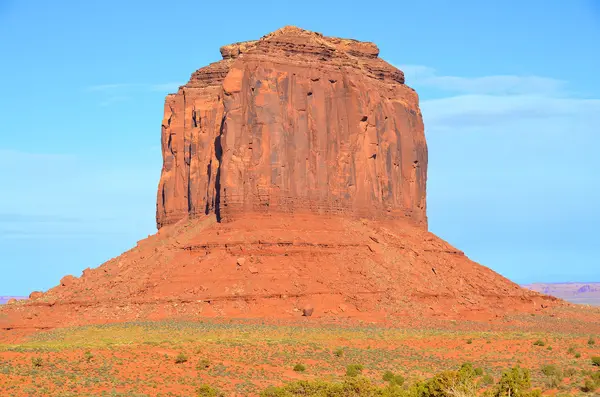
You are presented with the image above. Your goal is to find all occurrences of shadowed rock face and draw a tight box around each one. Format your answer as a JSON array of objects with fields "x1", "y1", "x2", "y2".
[{"x1": 156, "y1": 26, "x2": 427, "y2": 229}]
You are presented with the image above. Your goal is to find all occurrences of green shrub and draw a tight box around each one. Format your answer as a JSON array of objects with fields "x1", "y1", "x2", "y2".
[
  {"x1": 575, "y1": 352, "x2": 581, "y2": 358},
  {"x1": 175, "y1": 352, "x2": 188, "y2": 364},
  {"x1": 197, "y1": 384, "x2": 224, "y2": 397},
  {"x1": 293, "y1": 363, "x2": 306, "y2": 372},
  {"x1": 260, "y1": 377, "x2": 381, "y2": 397},
  {"x1": 474, "y1": 367, "x2": 484, "y2": 376},
  {"x1": 481, "y1": 374, "x2": 495, "y2": 386},
  {"x1": 563, "y1": 367, "x2": 577, "y2": 377},
  {"x1": 420, "y1": 369, "x2": 477, "y2": 397},
  {"x1": 382, "y1": 370, "x2": 404, "y2": 386},
  {"x1": 333, "y1": 348, "x2": 344, "y2": 357},
  {"x1": 84, "y1": 351, "x2": 93, "y2": 363},
  {"x1": 582, "y1": 378, "x2": 597, "y2": 393},
  {"x1": 458, "y1": 362, "x2": 478, "y2": 380},
  {"x1": 31, "y1": 357, "x2": 43, "y2": 368},
  {"x1": 546, "y1": 346, "x2": 552, "y2": 351},
  {"x1": 258, "y1": 366, "x2": 549, "y2": 397},
  {"x1": 533, "y1": 339, "x2": 545, "y2": 347},
  {"x1": 567, "y1": 346, "x2": 576, "y2": 354},
  {"x1": 466, "y1": 338, "x2": 473, "y2": 344},
  {"x1": 592, "y1": 356, "x2": 600, "y2": 366},
  {"x1": 588, "y1": 336, "x2": 596, "y2": 346},
  {"x1": 540, "y1": 364, "x2": 560, "y2": 377},
  {"x1": 391, "y1": 374, "x2": 405, "y2": 386},
  {"x1": 545, "y1": 375, "x2": 562, "y2": 389},
  {"x1": 493, "y1": 366, "x2": 536, "y2": 397},
  {"x1": 346, "y1": 364, "x2": 364, "y2": 377},
  {"x1": 196, "y1": 358, "x2": 210, "y2": 370}
]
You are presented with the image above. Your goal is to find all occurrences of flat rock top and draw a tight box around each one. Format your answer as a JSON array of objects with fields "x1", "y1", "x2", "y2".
[
  {"x1": 187, "y1": 26, "x2": 404, "y2": 89},
  {"x1": 220, "y1": 25, "x2": 381, "y2": 60}
]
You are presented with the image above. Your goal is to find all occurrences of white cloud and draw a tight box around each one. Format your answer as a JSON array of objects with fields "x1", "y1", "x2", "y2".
[
  {"x1": 421, "y1": 94, "x2": 600, "y2": 130},
  {"x1": 392, "y1": 65, "x2": 600, "y2": 132},
  {"x1": 99, "y1": 95, "x2": 130, "y2": 107},
  {"x1": 399, "y1": 64, "x2": 566, "y2": 95}
]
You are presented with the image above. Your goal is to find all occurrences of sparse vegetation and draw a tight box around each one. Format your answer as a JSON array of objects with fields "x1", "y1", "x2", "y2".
[
  {"x1": 382, "y1": 370, "x2": 404, "y2": 386},
  {"x1": 346, "y1": 364, "x2": 364, "y2": 377},
  {"x1": 582, "y1": 378, "x2": 597, "y2": 393},
  {"x1": 532, "y1": 339, "x2": 545, "y2": 347},
  {"x1": 588, "y1": 336, "x2": 596, "y2": 346},
  {"x1": 175, "y1": 352, "x2": 188, "y2": 364},
  {"x1": 481, "y1": 374, "x2": 495, "y2": 386},
  {"x1": 196, "y1": 358, "x2": 211, "y2": 370},
  {"x1": 493, "y1": 366, "x2": 539, "y2": 397},
  {"x1": 259, "y1": 364, "x2": 548, "y2": 397},
  {"x1": 540, "y1": 364, "x2": 560, "y2": 377},
  {"x1": 592, "y1": 356, "x2": 600, "y2": 366},
  {"x1": 0, "y1": 320, "x2": 597, "y2": 396},
  {"x1": 293, "y1": 363, "x2": 306, "y2": 372},
  {"x1": 197, "y1": 384, "x2": 224, "y2": 397},
  {"x1": 31, "y1": 357, "x2": 43, "y2": 367},
  {"x1": 563, "y1": 367, "x2": 577, "y2": 377},
  {"x1": 260, "y1": 377, "x2": 382, "y2": 397}
]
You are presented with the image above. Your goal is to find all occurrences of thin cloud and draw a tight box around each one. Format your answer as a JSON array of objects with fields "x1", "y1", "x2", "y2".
[
  {"x1": 390, "y1": 65, "x2": 599, "y2": 131},
  {"x1": 422, "y1": 94, "x2": 600, "y2": 130},
  {"x1": 99, "y1": 95, "x2": 130, "y2": 107},
  {"x1": 398, "y1": 64, "x2": 566, "y2": 96}
]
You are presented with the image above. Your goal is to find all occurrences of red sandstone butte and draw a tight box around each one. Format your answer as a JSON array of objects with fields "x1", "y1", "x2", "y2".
[
  {"x1": 1, "y1": 27, "x2": 572, "y2": 338},
  {"x1": 156, "y1": 26, "x2": 427, "y2": 228}
]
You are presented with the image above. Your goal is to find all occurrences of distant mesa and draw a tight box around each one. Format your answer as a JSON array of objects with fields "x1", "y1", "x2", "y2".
[
  {"x1": 0, "y1": 297, "x2": 26, "y2": 305},
  {"x1": 1, "y1": 27, "x2": 568, "y2": 335},
  {"x1": 522, "y1": 283, "x2": 600, "y2": 306}
]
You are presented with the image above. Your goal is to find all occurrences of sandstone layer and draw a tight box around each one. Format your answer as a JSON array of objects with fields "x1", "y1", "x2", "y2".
[{"x1": 156, "y1": 26, "x2": 427, "y2": 228}]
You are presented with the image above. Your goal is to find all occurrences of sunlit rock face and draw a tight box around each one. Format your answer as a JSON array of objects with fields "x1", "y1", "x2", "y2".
[{"x1": 156, "y1": 26, "x2": 427, "y2": 229}]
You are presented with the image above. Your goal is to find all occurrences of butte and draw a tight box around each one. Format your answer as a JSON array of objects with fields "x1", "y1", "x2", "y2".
[{"x1": 0, "y1": 26, "x2": 559, "y2": 334}]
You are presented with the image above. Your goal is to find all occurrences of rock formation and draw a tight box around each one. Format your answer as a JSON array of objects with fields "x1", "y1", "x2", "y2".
[
  {"x1": 156, "y1": 26, "x2": 427, "y2": 228},
  {"x1": 1, "y1": 27, "x2": 569, "y2": 338}
]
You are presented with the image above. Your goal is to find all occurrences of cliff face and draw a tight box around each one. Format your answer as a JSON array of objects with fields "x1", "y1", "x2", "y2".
[{"x1": 157, "y1": 26, "x2": 427, "y2": 228}]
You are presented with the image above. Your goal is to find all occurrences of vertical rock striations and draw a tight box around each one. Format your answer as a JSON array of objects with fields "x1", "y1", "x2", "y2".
[{"x1": 156, "y1": 26, "x2": 427, "y2": 228}]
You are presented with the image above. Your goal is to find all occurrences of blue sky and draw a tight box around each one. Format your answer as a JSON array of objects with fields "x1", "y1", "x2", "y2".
[{"x1": 0, "y1": 0, "x2": 599, "y2": 295}]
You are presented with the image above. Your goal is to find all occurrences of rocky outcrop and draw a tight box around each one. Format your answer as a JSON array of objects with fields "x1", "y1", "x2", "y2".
[
  {"x1": 156, "y1": 26, "x2": 427, "y2": 228},
  {"x1": 1, "y1": 27, "x2": 575, "y2": 338}
]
